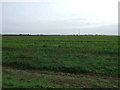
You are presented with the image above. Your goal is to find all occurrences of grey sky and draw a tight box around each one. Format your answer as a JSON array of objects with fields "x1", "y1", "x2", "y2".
[
  {"x1": 0, "y1": 3, "x2": 2, "y2": 34},
  {"x1": 1, "y1": 0, "x2": 118, "y2": 35}
]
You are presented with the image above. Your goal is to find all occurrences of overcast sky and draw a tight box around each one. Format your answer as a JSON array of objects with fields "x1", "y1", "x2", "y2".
[{"x1": 1, "y1": 0, "x2": 119, "y2": 35}]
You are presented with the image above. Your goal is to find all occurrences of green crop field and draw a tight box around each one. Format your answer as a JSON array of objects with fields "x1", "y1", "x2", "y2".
[{"x1": 2, "y1": 35, "x2": 119, "y2": 88}]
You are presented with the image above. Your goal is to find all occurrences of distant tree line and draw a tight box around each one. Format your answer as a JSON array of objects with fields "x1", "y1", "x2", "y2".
[{"x1": 2, "y1": 34, "x2": 110, "y2": 36}]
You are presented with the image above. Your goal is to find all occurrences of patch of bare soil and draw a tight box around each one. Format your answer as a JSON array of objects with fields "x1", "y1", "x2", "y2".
[{"x1": 3, "y1": 66, "x2": 119, "y2": 88}]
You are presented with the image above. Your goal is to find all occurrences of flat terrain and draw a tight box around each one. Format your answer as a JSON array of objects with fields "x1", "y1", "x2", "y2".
[
  {"x1": 3, "y1": 66, "x2": 119, "y2": 88},
  {"x1": 2, "y1": 35, "x2": 119, "y2": 88}
]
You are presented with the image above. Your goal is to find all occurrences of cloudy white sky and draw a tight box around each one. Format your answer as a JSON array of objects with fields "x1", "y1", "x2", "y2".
[{"x1": 0, "y1": 0, "x2": 119, "y2": 35}]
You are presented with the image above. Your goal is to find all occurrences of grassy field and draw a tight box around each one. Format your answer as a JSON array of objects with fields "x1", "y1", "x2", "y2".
[{"x1": 2, "y1": 35, "x2": 119, "y2": 88}]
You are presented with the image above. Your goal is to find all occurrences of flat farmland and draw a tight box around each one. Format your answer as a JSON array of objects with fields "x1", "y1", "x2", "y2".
[{"x1": 2, "y1": 35, "x2": 119, "y2": 88}]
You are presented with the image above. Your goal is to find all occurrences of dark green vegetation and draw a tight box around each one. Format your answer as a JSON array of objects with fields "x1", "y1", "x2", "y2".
[{"x1": 2, "y1": 35, "x2": 119, "y2": 88}]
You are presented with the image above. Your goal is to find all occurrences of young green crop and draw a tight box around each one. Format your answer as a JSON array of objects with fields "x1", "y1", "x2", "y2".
[{"x1": 2, "y1": 35, "x2": 119, "y2": 77}]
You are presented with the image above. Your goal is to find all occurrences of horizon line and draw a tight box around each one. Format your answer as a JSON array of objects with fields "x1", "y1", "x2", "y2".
[{"x1": 1, "y1": 34, "x2": 119, "y2": 36}]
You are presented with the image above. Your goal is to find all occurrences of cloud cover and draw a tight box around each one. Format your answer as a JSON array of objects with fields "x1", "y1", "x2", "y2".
[{"x1": 1, "y1": 0, "x2": 118, "y2": 35}]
